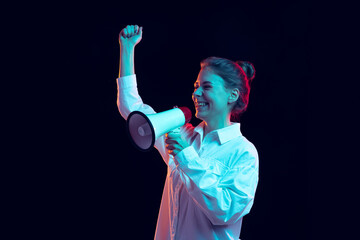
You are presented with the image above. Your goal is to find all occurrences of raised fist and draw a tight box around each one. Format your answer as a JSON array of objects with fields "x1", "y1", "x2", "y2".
[{"x1": 119, "y1": 25, "x2": 143, "y2": 49}]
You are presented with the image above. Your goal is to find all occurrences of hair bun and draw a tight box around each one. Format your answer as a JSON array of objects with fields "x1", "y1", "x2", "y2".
[{"x1": 236, "y1": 61, "x2": 256, "y2": 84}]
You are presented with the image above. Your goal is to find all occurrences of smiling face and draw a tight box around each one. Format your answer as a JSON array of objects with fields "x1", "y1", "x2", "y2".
[{"x1": 192, "y1": 68, "x2": 233, "y2": 123}]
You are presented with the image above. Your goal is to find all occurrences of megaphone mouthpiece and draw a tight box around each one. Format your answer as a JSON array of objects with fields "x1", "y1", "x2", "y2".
[{"x1": 178, "y1": 106, "x2": 192, "y2": 124}]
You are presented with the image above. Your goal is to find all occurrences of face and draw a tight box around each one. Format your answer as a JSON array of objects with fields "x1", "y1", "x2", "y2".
[{"x1": 192, "y1": 68, "x2": 232, "y2": 122}]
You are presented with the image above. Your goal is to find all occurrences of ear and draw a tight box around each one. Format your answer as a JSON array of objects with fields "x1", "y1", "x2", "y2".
[{"x1": 228, "y1": 88, "x2": 240, "y2": 104}]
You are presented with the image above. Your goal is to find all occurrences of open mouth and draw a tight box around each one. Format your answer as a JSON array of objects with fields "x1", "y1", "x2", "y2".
[{"x1": 195, "y1": 102, "x2": 209, "y2": 110}]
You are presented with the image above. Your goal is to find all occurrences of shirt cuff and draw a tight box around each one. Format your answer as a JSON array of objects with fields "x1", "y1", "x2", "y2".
[{"x1": 117, "y1": 74, "x2": 137, "y2": 89}]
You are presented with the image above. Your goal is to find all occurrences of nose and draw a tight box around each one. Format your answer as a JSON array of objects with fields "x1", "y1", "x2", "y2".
[{"x1": 193, "y1": 88, "x2": 202, "y2": 98}]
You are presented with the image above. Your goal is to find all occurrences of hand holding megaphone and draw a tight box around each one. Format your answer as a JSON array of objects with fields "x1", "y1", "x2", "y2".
[{"x1": 165, "y1": 128, "x2": 190, "y2": 157}]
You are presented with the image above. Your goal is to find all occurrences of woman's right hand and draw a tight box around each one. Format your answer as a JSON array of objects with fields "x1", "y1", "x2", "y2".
[{"x1": 119, "y1": 25, "x2": 143, "y2": 49}]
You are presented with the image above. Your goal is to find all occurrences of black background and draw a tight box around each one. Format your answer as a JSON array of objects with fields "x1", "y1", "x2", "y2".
[{"x1": 14, "y1": 1, "x2": 311, "y2": 239}]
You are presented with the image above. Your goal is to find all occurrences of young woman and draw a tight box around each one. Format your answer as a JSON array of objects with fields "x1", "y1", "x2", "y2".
[{"x1": 117, "y1": 25, "x2": 259, "y2": 240}]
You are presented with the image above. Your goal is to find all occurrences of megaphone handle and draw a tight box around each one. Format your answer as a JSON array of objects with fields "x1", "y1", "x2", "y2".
[{"x1": 169, "y1": 127, "x2": 181, "y2": 134}]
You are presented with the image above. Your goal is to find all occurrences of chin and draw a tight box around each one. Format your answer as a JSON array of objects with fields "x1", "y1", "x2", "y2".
[{"x1": 195, "y1": 111, "x2": 207, "y2": 121}]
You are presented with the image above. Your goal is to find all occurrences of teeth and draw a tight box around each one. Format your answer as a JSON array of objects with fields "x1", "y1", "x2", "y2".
[{"x1": 198, "y1": 103, "x2": 208, "y2": 106}]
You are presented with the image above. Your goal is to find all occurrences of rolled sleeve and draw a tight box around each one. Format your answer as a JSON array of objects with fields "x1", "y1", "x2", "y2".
[{"x1": 117, "y1": 74, "x2": 137, "y2": 89}]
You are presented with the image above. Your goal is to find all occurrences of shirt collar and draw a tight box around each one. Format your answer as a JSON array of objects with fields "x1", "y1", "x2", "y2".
[{"x1": 194, "y1": 121, "x2": 242, "y2": 145}]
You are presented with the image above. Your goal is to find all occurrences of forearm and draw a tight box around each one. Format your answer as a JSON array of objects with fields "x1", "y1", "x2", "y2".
[{"x1": 119, "y1": 46, "x2": 135, "y2": 78}]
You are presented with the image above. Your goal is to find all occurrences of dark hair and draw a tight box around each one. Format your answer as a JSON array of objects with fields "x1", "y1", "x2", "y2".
[{"x1": 200, "y1": 57, "x2": 256, "y2": 121}]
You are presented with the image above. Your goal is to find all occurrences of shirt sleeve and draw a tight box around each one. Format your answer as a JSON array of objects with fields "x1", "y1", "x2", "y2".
[
  {"x1": 116, "y1": 74, "x2": 157, "y2": 119},
  {"x1": 174, "y1": 146, "x2": 259, "y2": 225},
  {"x1": 116, "y1": 74, "x2": 169, "y2": 164}
]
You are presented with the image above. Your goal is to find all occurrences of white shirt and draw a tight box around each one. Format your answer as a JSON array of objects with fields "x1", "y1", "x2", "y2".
[{"x1": 117, "y1": 74, "x2": 259, "y2": 240}]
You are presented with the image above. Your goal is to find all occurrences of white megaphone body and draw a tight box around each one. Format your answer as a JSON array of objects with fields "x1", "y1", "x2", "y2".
[{"x1": 126, "y1": 106, "x2": 192, "y2": 151}]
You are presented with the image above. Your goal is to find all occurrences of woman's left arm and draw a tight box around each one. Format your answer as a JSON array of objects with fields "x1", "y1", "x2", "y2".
[{"x1": 165, "y1": 132, "x2": 259, "y2": 225}]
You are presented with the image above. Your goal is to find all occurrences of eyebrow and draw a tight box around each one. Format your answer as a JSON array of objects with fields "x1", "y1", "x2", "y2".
[{"x1": 194, "y1": 81, "x2": 213, "y2": 86}]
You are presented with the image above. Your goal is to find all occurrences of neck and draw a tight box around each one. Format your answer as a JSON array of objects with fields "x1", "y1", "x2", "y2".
[{"x1": 203, "y1": 115, "x2": 231, "y2": 138}]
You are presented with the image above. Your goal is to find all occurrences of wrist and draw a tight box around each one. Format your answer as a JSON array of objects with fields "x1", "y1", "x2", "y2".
[{"x1": 120, "y1": 44, "x2": 135, "y2": 53}]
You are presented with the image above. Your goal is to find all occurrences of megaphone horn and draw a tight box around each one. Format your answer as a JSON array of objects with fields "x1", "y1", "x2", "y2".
[{"x1": 126, "y1": 106, "x2": 192, "y2": 152}]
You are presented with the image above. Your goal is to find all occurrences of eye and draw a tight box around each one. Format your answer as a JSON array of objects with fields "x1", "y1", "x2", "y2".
[{"x1": 203, "y1": 85, "x2": 211, "y2": 90}]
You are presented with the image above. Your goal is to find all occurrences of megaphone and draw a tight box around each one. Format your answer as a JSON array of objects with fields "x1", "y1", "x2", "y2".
[{"x1": 126, "y1": 106, "x2": 192, "y2": 151}]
